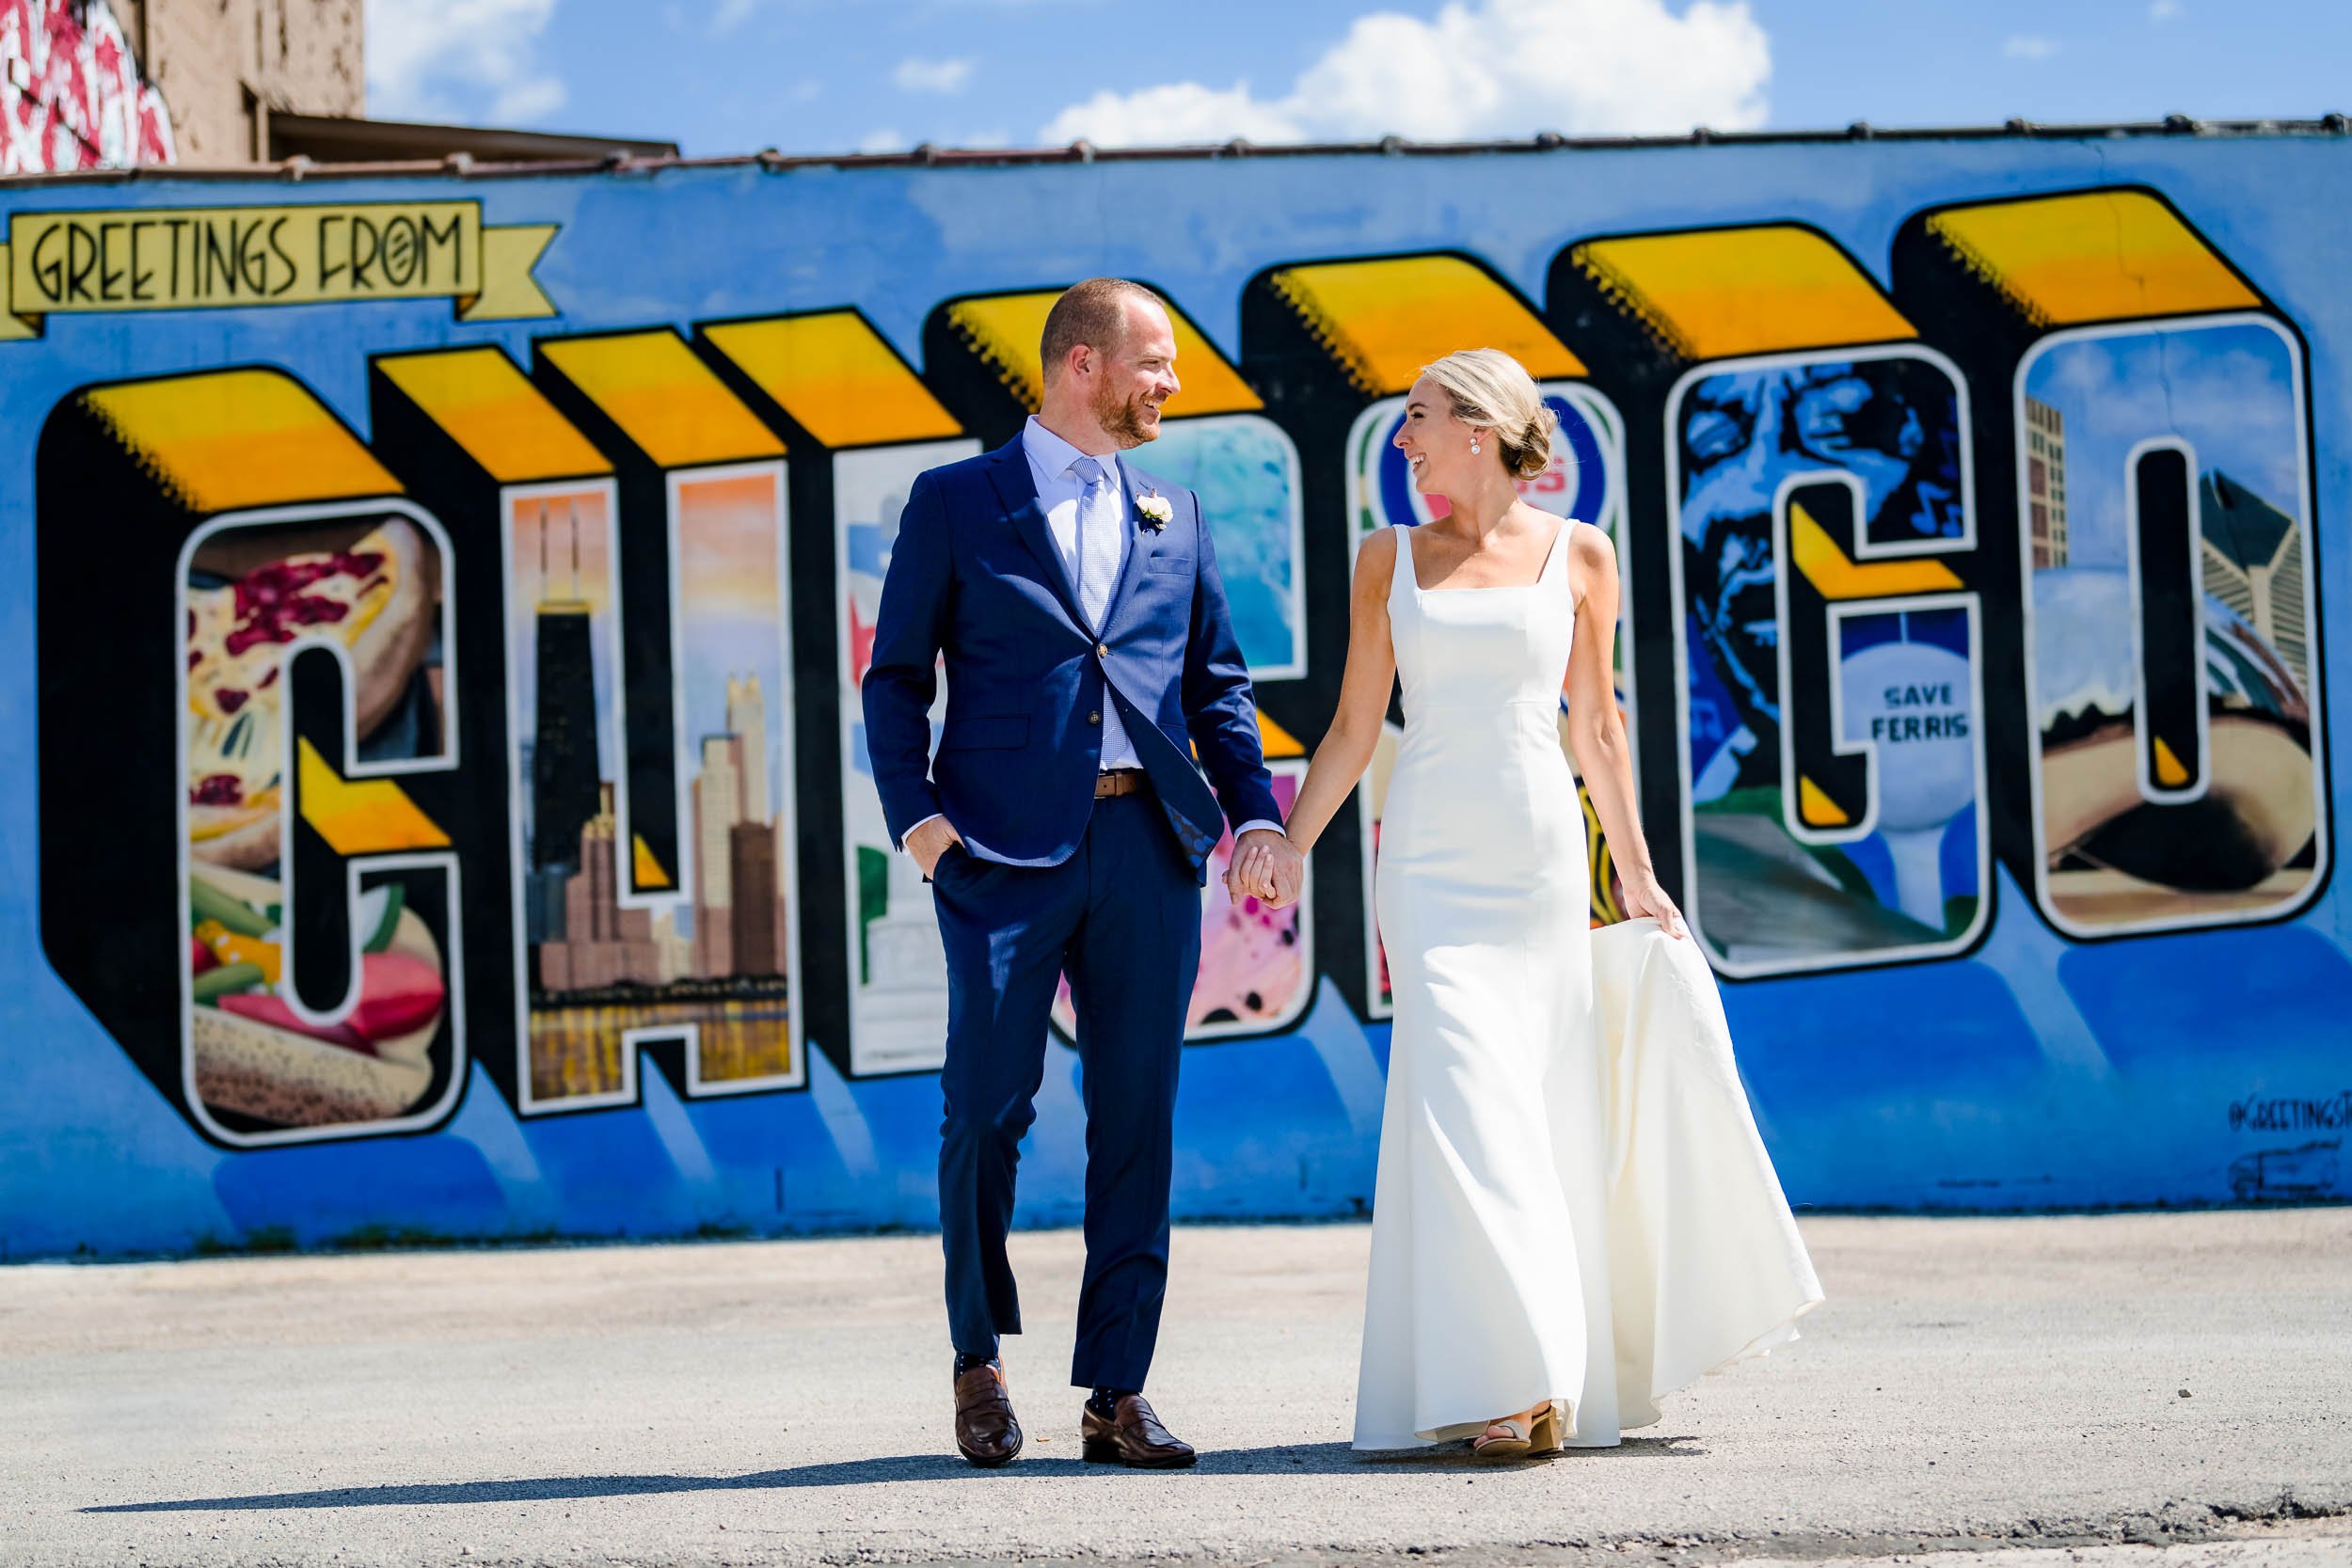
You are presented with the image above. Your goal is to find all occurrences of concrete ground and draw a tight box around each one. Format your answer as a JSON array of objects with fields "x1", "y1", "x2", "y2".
[{"x1": 3, "y1": 1211, "x2": 2347, "y2": 1568}]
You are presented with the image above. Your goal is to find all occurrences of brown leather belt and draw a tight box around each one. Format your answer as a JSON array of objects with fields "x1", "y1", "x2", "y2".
[{"x1": 1094, "y1": 768, "x2": 1149, "y2": 799}]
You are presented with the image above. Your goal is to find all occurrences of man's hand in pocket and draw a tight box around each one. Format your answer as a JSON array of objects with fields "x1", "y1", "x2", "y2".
[{"x1": 906, "y1": 816, "x2": 966, "y2": 879}]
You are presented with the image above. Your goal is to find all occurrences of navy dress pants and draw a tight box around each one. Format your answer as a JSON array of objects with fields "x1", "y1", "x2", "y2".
[{"x1": 928, "y1": 792, "x2": 1202, "y2": 1392}]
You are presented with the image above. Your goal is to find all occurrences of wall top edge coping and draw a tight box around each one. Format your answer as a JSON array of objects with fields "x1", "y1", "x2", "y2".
[{"x1": 3, "y1": 117, "x2": 2348, "y2": 192}]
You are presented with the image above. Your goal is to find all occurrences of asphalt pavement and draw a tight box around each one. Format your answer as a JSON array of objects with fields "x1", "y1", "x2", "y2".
[{"x1": 4, "y1": 1210, "x2": 2347, "y2": 1567}]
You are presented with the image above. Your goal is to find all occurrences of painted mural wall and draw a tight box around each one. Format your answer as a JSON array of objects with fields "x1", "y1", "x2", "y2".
[{"x1": 5, "y1": 133, "x2": 2347, "y2": 1259}]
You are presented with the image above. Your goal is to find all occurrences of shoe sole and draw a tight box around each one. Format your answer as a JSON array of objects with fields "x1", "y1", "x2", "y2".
[
  {"x1": 958, "y1": 1438, "x2": 1023, "y2": 1468},
  {"x1": 1081, "y1": 1438, "x2": 1197, "y2": 1468},
  {"x1": 1470, "y1": 1438, "x2": 1534, "y2": 1459}
]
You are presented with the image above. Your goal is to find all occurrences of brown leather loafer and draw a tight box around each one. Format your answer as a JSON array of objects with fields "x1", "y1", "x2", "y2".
[
  {"x1": 954, "y1": 1362, "x2": 1023, "y2": 1467},
  {"x1": 1080, "y1": 1393, "x2": 1197, "y2": 1469}
]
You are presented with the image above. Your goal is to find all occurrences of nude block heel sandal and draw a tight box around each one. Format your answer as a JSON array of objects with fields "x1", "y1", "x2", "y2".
[{"x1": 1470, "y1": 1401, "x2": 1561, "y2": 1459}]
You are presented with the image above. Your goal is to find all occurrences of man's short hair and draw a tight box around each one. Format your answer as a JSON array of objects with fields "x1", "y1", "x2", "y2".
[{"x1": 1041, "y1": 277, "x2": 1165, "y2": 382}]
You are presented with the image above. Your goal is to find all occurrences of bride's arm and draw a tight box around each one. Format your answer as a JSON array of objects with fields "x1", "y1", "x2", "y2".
[
  {"x1": 1563, "y1": 527, "x2": 1686, "y2": 937},
  {"x1": 1282, "y1": 530, "x2": 1400, "y2": 859}
]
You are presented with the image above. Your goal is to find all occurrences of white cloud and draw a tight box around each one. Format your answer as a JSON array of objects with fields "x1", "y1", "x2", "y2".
[
  {"x1": 709, "y1": 0, "x2": 761, "y2": 35},
  {"x1": 2149, "y1": 0, "x2": 2185, "y2": 18},
  {"x1": 492, "y1": 75, "x2": 567, "y2": 122},
  {"x1": 2004, "y1": 34, "x2": 2061, "y2": 61},
  {"x1": 367, "y1": 0, "x2": 568, "y2": 125},
  {"x1": 895, "y1": 56, "x2": 976, "y2": 95},
  {"x1": 1041, "y1": 0, "x2": 1770, "y2": 148},
  {"x1": 1047, "y1": 81, "x2": 1310, "y2": 145}
]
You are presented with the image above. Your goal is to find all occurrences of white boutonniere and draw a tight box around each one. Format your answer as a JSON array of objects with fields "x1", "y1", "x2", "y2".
[{"x1": 1136, "y1": 492, "x2": 1173, "y2": 532}]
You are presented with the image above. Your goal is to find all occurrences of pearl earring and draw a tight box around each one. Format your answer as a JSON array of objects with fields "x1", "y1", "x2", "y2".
[{"x1": 1470, "y1": 436, "x2": 1481, "y2": 455}]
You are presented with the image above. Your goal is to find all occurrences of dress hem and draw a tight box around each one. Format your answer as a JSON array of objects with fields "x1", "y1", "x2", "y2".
[
  {"x1": 1349, "y1": 1293, "x2": 1824, "y2": 1453},
  {"x1": 1623, "y1": 1292, "x2": 1825, "y2": 1432}
]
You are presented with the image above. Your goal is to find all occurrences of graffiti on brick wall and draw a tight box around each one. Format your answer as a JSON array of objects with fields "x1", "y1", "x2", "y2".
[{"x1": 0, "y1": 0, "x2": 169, "y2": 172}]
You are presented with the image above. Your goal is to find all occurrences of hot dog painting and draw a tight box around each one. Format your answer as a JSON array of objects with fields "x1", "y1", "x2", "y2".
[{"x1": 187, "y1": 864, "x2": 448, "y2": 1128}]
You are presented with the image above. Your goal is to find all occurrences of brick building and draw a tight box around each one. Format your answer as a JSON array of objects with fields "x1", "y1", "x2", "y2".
[{"x1": 111, "y1": 0, "x2": 363, "y2": 164}]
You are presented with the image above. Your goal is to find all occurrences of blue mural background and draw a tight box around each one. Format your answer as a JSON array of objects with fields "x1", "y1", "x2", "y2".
[{"x1": 5, "y1": 131, "x2": 2349, "y2": 1260}]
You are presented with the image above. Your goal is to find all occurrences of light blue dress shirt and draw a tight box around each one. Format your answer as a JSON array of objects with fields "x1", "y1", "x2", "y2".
[{"x1": 1020, "y1": 415, "x2": 1145, "y2": 769}]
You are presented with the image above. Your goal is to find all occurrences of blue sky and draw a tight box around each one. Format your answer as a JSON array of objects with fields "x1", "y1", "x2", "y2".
[{"x1": 368, "y1": 0, "x2": 2352, "y2": 159}]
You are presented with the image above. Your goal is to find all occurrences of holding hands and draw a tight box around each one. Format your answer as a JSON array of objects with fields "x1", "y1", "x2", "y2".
[
  {"x1": 1225, "y1": 829, "x2": 1304, "y2": 910},
  {"x1": 920, "y1": 814, "x2": 1308, "y2": 914}
]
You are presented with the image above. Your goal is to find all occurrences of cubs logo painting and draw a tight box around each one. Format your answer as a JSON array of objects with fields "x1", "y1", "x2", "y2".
[{"x1": 11, "y1": 134, "x2": 2347, "y2": 1256}]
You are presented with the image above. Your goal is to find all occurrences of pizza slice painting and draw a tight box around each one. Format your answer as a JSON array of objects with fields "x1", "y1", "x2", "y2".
[{"x1": 184, "y1": 515, "x2": 441, "y2": 868}]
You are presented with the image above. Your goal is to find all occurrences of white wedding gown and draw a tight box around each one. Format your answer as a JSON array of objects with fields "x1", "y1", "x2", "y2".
[{"x1": 1354, "y1": 522, "x2": 1823, "y2": 1451}]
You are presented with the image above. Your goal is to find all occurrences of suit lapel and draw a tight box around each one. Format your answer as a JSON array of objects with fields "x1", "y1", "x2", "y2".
[{"x1": 983, "y1": 437, "x2": 1088, "y2": 631}]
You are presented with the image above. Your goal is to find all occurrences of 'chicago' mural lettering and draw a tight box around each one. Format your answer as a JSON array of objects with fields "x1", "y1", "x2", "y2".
[{"x1": 15, "y1": 145, "x2": 2348, "y2": 1252}]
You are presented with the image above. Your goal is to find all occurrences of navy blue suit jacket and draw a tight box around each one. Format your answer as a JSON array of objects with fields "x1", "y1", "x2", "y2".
[{"x1": 861, "y1": 436, "x2": 1281, "y2": 881}]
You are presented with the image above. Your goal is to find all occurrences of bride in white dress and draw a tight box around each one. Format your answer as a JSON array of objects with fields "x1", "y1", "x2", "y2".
[{"x1": 1243, "y1": 349, "x2": 1822, "y2": 1458}]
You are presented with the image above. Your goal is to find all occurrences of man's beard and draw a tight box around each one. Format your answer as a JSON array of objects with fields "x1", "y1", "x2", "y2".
[{"x1": 1092, "y1": 383, "x2": 1160, "y2": 448}]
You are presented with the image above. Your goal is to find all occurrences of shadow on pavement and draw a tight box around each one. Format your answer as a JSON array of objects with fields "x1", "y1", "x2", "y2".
[
  {"x1": 86, "y1": 1435, "x2": 1707, "y2": 1511},
  {"x1": 1207, "y1": 1434, "x2": 1706, "y2": 1472}
]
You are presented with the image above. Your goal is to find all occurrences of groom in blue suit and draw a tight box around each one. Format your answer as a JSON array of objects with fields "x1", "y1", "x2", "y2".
[{"x1": 864, "y1": 278, "x2": 1303, "y2": 1469}]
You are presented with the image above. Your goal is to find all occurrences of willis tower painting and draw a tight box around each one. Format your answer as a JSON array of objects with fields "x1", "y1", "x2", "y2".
[
  {"x1": 527, "y1": 507, "x2": 600, "y2": 938},
  {"x1": 505, "y1": 481, "x2": 802, "y2": 1113}
]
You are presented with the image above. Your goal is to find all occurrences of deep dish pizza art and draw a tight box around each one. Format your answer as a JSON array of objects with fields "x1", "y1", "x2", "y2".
[{"x1": 184, "y1": 517, "x2": 437, "y2": 868}]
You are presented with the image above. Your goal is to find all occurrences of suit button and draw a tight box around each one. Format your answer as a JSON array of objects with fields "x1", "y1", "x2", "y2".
[
  {"x1": 1088, "y1": 711, "x2": 1102, "y2": 725},
  {"x1": 1096, "y1": 643, "x2": 1110, "y2": 658}
]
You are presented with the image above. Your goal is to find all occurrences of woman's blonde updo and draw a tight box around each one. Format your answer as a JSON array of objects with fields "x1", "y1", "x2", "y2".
[{"x1": 1419, "y1": 348, "x2": 1557, "y2": 482}]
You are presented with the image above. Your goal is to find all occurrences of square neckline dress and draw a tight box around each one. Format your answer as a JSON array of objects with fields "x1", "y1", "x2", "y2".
[{"x1": 1354, "y1": 521, "x2": 1823, "y2": 1450}]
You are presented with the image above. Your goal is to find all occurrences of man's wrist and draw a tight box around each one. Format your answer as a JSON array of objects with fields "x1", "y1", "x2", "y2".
[{"x1": 900, "y1": 812, "x2": 946, "y2": 852}]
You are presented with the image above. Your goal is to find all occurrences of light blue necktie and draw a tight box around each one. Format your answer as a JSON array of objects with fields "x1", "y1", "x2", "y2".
[{"x1": 1069, "y1": 455, "x2": 1122, "y2": 632}]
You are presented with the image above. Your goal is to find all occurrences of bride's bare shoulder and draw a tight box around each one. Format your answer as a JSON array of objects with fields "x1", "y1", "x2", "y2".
[
  {"x1": 1567, "y1": 518, "x2": 1616, "y2": 576},
  {"x1": 1355, "y1": 525, "x2": 1400, "y2": 591},
  {"x1": 1564, "y1": 520, "x2": 1616, "y2": 610}
]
